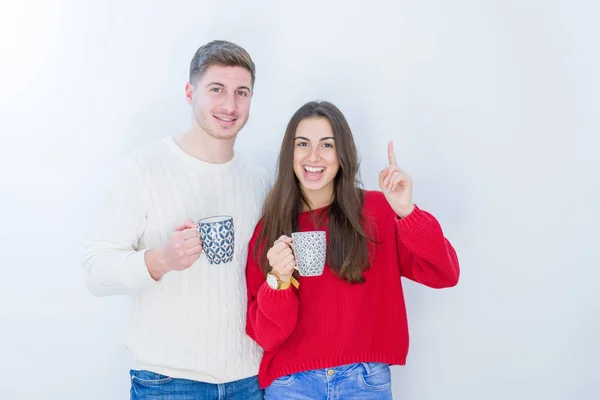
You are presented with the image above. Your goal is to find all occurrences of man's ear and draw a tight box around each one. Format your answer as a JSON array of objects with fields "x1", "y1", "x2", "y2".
[{"x1": 185, "y1": 82, "x2": 194, "y2": 105}]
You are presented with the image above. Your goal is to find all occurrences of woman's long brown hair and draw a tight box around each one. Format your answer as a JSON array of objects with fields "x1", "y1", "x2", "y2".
[{"x1": 253, "y1": 101, "x2": 372, "y2": 283}]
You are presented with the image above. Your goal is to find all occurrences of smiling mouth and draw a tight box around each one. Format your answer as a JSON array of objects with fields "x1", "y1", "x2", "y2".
[
  {"x1": 213, "y1": 115, "x2": 237, "y2": 125},
  {"x1": 303, "y1": 166, "x2": 325, "y2": 181}
]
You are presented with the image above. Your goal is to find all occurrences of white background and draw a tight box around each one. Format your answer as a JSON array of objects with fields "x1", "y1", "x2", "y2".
[{"x1": 0, "y1": 0, "x2": 597, "y2": 399}]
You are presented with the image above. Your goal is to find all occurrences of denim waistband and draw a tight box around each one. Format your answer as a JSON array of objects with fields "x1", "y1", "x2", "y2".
[{"x1": 318, "y1": 362, "x2": 388, "y2": 376}]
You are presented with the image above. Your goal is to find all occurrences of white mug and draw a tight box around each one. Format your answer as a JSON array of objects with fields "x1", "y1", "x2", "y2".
[{"x1": 291, "y1": 231, "x2": 326, "y2": 276}]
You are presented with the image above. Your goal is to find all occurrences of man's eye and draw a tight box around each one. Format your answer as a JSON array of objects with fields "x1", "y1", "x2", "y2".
[{"x1": 237, "y1": 91, "x2": 248, "y2": 97}]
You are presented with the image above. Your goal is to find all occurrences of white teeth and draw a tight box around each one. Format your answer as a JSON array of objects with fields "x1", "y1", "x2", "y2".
[
  {"x1": 305, "y1": 166, "x2": 324, "y2": 173},
  {"x1": 215, "y1": 116, "x2": 234, "y2": 122}
]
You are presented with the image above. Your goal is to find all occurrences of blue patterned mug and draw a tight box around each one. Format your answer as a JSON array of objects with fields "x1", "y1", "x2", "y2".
[{"x1": 197, "y1": 215, "x2": 235, "y2": 265}]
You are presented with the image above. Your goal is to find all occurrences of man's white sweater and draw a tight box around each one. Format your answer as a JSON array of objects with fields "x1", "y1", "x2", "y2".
[{"x1": 83, "y1": 136, "x2": 270, "y2": 383}]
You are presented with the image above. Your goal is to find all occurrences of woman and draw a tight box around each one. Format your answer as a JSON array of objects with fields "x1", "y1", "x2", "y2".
[{"x1": 245, "y1": 101, "x2": 459, "y2": 399}]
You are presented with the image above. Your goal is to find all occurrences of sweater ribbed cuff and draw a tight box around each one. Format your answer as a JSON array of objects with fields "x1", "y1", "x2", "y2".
[
  {"x1": 123, "y1": 249, "x2": 158, "y2": 291},
  {"x1": 256, "y1": 281, "x2": 299, "y2": 321},
  {"x1": 395, "y1": 204, "x2": 435, "y2": 231}
]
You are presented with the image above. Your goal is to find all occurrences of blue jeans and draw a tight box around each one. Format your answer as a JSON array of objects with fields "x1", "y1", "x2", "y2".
[
  {"x1": 130, "y1": 370, "x2": 263, "y2": 400},
  {"x1": 264, "y1": 362, "x2": 393, "y2": 400}
]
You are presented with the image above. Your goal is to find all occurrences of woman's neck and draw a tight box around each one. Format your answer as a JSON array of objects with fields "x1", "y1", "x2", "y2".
[{"x1": 301, "y1": 188, "x2": 334, "y2": 212}]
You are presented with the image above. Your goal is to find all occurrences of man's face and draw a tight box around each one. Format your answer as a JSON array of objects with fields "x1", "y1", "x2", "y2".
[{"x1": 186, "y1": 64, "x2": 253, "y2": 140}]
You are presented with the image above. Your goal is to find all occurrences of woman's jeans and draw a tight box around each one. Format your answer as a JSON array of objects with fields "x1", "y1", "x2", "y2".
[{"x1": 264, "y1": 362, "x2": 393, "y2": 400}]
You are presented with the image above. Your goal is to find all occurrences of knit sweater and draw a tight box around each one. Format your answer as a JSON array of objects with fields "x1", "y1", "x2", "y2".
[
  {"x1": 245, "y1": 190, "x2": 460, "y2": 388},
  {"x1": 83, "y1": 136, "x2": 270, "y2": 383}
]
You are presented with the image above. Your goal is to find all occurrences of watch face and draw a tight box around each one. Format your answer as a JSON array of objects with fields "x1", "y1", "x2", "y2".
[{"x1": 266, "y1": 274, "x2": 279, "y2": 289}]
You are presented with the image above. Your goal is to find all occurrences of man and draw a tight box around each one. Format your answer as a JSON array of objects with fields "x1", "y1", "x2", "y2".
[{"x1": 83, "y1": 40, "x2": 269, "y2": 399}]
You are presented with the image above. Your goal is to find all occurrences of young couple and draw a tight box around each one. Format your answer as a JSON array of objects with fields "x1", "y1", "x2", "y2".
[{"x1": 84, "y1": 40, "x2": 460, "y2": 400}]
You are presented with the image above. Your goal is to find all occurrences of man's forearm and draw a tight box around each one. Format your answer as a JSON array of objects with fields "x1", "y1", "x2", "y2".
[{"x1": 83, "y1": 245, "x2": 158, "y2": 296}]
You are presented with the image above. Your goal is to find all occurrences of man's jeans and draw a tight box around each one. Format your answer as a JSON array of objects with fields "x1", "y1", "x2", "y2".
[
  {"x1": 264, "y1": 362, "x2": 393, "y2": 399},
  {"x1": 130, "y1": 370, "x2": 263, "y2": 400}
]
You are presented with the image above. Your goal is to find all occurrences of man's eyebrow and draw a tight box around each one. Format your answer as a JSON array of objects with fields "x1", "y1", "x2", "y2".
[{"x1": 206, "y1": 82, "x2": 251, "y2": 92}]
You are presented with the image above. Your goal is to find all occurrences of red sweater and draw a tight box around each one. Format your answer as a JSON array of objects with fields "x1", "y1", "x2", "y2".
[{"x1": 245, "y1": 190, "x2": 460, "y2": 388}]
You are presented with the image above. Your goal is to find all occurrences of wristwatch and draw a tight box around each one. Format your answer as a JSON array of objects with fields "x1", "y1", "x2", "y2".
[{"x1": 266, "y1": 272, "x2": 292, "y2": 290}]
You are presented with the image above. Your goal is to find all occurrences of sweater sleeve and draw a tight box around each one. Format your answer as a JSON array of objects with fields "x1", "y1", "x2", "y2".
[
  {"x1": 395, "y1": 205, "x2": 460, "y2": 289},
  {"x1": 82, "y1": 156, "x2": 158, "y2": 296},
  {"x1": 245, "y1": 224, "x2": 300, "y2": 352}
]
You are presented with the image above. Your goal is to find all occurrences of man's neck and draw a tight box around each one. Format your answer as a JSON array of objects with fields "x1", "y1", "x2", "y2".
[{"x1": 175, "y1": 128, "x2": 235, "y2": 164}]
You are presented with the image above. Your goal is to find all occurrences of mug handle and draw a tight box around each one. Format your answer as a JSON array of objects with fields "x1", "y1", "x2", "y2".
[
  {"x1": 195, "y1": 226, "x2": 205, "y2": 253},
  {"x1": 289, "y1": 242, "x2": 301, "y2": 272}
]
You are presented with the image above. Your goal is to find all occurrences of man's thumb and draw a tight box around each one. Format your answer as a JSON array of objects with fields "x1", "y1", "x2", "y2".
[{"x1": 174, "y1": 217, "x2": 198, "y2": 231}]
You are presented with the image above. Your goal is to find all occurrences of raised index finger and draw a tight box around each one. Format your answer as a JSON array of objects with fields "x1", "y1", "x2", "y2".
[{"x1": 387, "y1": 141, "x2": 397, "y2": 166}]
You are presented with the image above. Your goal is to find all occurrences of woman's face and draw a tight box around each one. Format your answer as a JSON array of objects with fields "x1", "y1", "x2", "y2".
[{"x1": 293, "y1": 117, "x2": 340, "y2": 203}]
